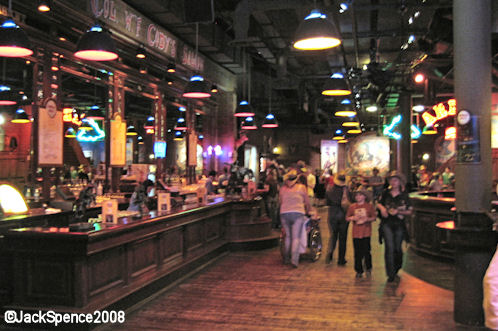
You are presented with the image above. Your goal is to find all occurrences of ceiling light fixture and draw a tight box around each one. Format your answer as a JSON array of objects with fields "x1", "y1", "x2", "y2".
[
  {"x1": 261, "y1": 66, "x2": 278, "y2": 128},
  {"x1": 412, "y1": 104, "x2": 425, "y2": 112},
  {"x1": 183, "y1": 23, "x2": 211, "y2": 99},
  {"x1": 342, "y1": 121, "x2": 359, "y2": 127},
  {"x1": 322, "y1": 73, "x2": 351, "y2": 96},
  {"x1": 366, "y1": 105, "x2": 378, "y2": 112},
  {"x1": 37, "y1": 0, "x2": 51, "y2": 12},
  {"x1": 234, "y1": 100, "x2": 255, "y2": 117},
  {"x1": 126, "y1": 125, "x2": 138, "y2": 136},
  {"x1": 64, "y1": 127, "x2": 76, "y2": 138},
  {"x1": 241, "y1": 116, "x2": 257, "y2": 130},
  {"x1": 74, "y1": 24, "x2": 118, "y2": 61},
  {"x1": 0, "y1": 9, "x2": 33, "y2": 58},
  {"x1": 174, "y1": 130, "x2": 184, "y2": 141},
  {"x1": 210, "y1": 84, "x2": 218, "y2": 93},
  {"x1": 167, "y1": 63, "x2": 176, "y2": 73},
  {"x1": 293, "y1": 9, "x2": 341, "y2": 50},
  {"x1": 11, "y1": 108, "x2": 29, "y2": 123},
  {"x1": 174, "y1": 116, "x2": 187, "y2": 131},
  {"x1": 144, "y1": 116, "x2": 154, "y2": 130},
  {"x1": 135, "y1": 44, "x2": 146, "y2": 59}
]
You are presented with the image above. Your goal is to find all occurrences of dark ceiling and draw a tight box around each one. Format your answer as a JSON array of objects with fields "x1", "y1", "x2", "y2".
[
  {"x1": 122, "y1": 0, "x2": 496, "y2": 133},
  {"x1": 2, "y1": 0, "x2": 498, "y2": 135}
]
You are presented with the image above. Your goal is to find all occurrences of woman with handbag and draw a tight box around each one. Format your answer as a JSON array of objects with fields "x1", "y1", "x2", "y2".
[{"x1": 325, "y1": 171, "x2": 350, "y2": 265}]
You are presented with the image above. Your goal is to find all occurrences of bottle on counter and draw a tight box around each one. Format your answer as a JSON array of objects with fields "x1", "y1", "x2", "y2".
[
  {"x1": 97, "y1": 181, "x2": 103, "y2": 196},
  {"x1": 34, "y1": 187, "x2": 40, "y2": 202}
]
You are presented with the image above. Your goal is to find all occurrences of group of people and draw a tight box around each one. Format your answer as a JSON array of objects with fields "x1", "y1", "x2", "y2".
[{"x1": 279, "y1": 165, "x2": 413, "y2": 283}]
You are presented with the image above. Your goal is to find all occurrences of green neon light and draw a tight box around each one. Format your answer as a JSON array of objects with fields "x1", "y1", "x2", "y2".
[{"x1": 76, "y1": 119, "x2": 105, "y2": 142}]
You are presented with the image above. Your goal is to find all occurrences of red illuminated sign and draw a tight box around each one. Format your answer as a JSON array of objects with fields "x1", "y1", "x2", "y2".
[
  {"x1": 422, "y1": 99, "x2": 456, "y2": 127},
  {"x1": 63, "y1": 108, "x2": 82, "y2": 126}
]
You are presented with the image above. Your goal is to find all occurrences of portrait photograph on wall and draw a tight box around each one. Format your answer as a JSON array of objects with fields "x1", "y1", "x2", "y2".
[{"x1": 320, "y1": 140, "x2": 338, "y2": 173}]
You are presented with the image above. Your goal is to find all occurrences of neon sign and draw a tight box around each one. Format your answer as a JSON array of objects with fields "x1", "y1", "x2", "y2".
[
  {"x1": 422, "y1": 99, "x2": 456, "y2": 127},
  {"x1": 63, "y1": 108, "x2": 82, "y2": 126},
  {"x1": 445, "y1": 126, "x2": 456, "y2": 140},
  {"x1": 383, "y1": 114, "x2": 422, "y2": 140},
  {"x1": 76, "y1": 119, "x2": 105, "y2": 142}
]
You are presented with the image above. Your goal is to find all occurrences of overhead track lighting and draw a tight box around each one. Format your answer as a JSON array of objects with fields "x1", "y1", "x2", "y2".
[
  {"x1": 293, "y1": 9, "x2": 341, "y2": 51},
  {"x1": 74, "y1": 24, "x2": 118, "y2": 61},
  {"x1": 322, "y1": 73, "x2": 351, "y2": 96}
]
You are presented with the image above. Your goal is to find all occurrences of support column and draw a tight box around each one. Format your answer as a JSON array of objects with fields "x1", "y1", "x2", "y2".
[
  {"x1": 398, "y1": 92, "x2": 412, "y2": 183},
  {"x1": 452, "y1": 0, "x2": 495, "y2": 326}
]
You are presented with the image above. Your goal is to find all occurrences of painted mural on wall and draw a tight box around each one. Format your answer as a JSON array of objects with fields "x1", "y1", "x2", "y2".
[
  {"x1": 435, "y1": 136, "x2": 456, "y2": 166},
  {"x1": 346, "y1": 134, "x2": 390, "y2": 176}
]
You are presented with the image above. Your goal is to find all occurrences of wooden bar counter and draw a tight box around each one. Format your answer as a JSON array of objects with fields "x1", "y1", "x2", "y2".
[{"x1": 2, "y1": 197, "x2": 277, "y2": 313}]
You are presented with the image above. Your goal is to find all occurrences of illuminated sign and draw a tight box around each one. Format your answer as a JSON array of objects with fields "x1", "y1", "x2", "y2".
[
  {"x1": 383, "y1": 114, "x2": 422, "y2": 140},
  {"x1": 422, "y1": 99, "x2": 456, "y2": 127},
  {"x1": 445, "y1": 126, "x2": 456, "y2": 140},
  {"x1": 76, "y1": 119, "x2": 105, "y2": 142},
  {"x1": 63, "y1": 108, "x2": 82, "y2": 126},
  {"x1": 154, "y1": 141, "x2": 167, "y2": 158},
  {"x1": 146, "y1": 128, "x2": 154, "y2": 134}
]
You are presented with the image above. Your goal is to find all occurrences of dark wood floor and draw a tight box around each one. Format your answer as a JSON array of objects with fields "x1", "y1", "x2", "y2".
[{"x1": 110, "y1": 207, "x2": 478, "y2": 331}]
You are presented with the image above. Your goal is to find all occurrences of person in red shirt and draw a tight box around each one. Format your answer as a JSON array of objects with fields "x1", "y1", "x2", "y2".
[{"x1": 346, "y1": 187, "x2": 376, "y2": 278}]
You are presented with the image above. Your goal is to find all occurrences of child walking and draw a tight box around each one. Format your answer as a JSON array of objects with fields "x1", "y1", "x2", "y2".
[{"x1": 346, "y1": 187, "x2": 376, "y2": 278}]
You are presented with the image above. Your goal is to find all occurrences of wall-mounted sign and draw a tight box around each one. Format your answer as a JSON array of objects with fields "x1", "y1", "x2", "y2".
[
  {"x1": 422, "y1": 98, "x2": 456, "y2": 127},
  {"x1": 457, "y1": 110, "x2": 480, "y2": 163},
  {"x1": 320, "y1": 140, "x2": 338, "y2": 173},
  {"x1": 445, "y1": 127, "x2": 456, "y2": 140},
  {"x1": 38, "y1": 98, "x2": 63, "y2": 166},
  {"x1": 110, "y1": 114, "x2": 126, "y2": 166}
]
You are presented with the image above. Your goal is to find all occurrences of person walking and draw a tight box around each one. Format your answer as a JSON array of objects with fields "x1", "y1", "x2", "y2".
[
  {"x1": 279, "y1": 170, "x2": 311, "y2": 268},
  {"x1": 325, "y1": 171, "x2": 350, "y2": 265},
  {"x1": 346, "y1": 187, "x2": 376, "y2": 278},
  {"x1": 376, "y1": 171, "x2": 412, "y2": 282}
]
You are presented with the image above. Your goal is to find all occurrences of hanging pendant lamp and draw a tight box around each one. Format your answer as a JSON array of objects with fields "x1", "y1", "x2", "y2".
[
  {"x1": 0, "y1": 17, "x2": 33, "y2": 58},
  {"x1": 11, "y1": 108, "x2": 29, "y2": 123},
  {"x1": 126, "y1": 125, "x2": 138, "y2": 136},
  {"x1": 174, "y1": 130, "x2": 184, "y2": 141},
  {"x1": 183, "y1": 75, "x2": 211, "y2": 98},
  {"x1": 241, "y1": 116, "x2": 257, "y2": 130},
  {"x1": 144, "y1": 116, "x2": 154, "y2": 130},
  {"x1": 86, "y1": 106, "x2": 104, "y2": 120},
  {"x1": 322, "y1": 73, "x2": 351, "y2": 96},
  {"x1": 333, "y1": 129, "x2": 344, "y2": 140},
  {"x1": 74, "y1": 24, "x2": 118, "y2": 61},
  {"x1": 334, "y1": 99, "x2": 356, "y2": 117},
  {"x1": 174, "y1": 116, "x2": 187, "y2": 131},
  {"x1": 183, "y1": 23, "x2": 211, "y2": 99},
  {"x1": 293, "y1": 9, "x2": 341, "y2": 51},
  {"x1": 64, "y1": 127, "x2": 76, "y2": 138},
  {"x1": 262, "y1": 113, "x2": 278, "y2": 128},
  {"x1": 135, "y1": 45, "x2": 146, "y2": 59},
  {"x1": 347, "y1": 127, "x2": 362, "y2": 134},
  {"x1": 234, "y1": 100, "x2": 255, "y2": 117}
]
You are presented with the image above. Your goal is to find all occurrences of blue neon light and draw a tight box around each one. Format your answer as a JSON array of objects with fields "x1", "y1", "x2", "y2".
[
  {"x1": 383, "y1": 114, "x2": 402, "y2": 140},
  {"x1": 76, "y1": 119, "x2": 105, "y2": 142},
  {"x1": 411, "y1": 125, "x2": 421, "y2": 139}
]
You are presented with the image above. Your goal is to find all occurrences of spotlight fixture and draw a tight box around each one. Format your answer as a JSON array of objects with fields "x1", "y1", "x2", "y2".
[
  {"x1": 74, "y1": 24, "x2": 118, "y2": 61},
  {"x1": 126, "y1": 125, "x2": 138, "y2": 136},
  {"x1": 0, "y1": 17, "x2": 33, "y2": 57},
  {"x1": 322, "y1": 73, "x2": 351, "y2": 96},
  {"x1": 262, "y1": 113, "x2": 278, "y2": 128},
  {"x1": 234, "y1": 100, "x2": 255, "y2": 117},
  {"x1": 413, "y1": 73, "x2": 425, "y2": 84},
  {"x1": 135, "y1": 45, "x2": 146, "y2": 59},
  {"x1": 11, "y1": 108, "x2": 29, "y2": 123},
  {"x1": 182, "y1": 75, "x2": 211, "y2": 98},
  {"x1": 241, "y1": 116, "x2": 257, "y2": 130},
  {"x1": 167, "y1": 63, "x2": 176, "y2": 73},
  {"x1": 64, "y1": 127, "x2": 76, "y2": 138},
  {"x1": 37, "y1": 0, "x2": 51, "y2": 12},
  {"x1": 293, "y1": 9, "x2": 341, "y2": 50}
]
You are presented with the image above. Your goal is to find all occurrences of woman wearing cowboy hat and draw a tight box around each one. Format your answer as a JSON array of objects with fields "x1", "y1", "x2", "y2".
[
  {"x1": 325, "y1": 170, "x2": 350, "y2": 265},
  {"x1": 376, "y1": 170, "x2": 412, "y2": 282},
  {"x1": 279, "y1": 169, "x2": 311, "y2": 268}
]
